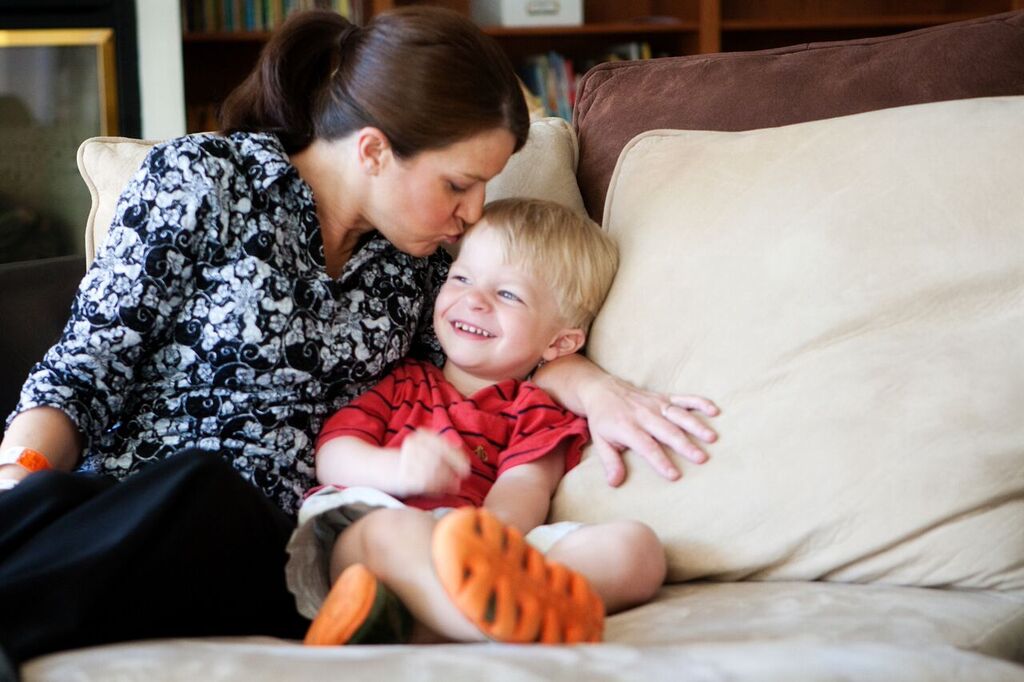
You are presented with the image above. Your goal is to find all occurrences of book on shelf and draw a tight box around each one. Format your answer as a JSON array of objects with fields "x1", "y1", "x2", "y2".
[
  {"x1": 182, "y1": 0, "x2": 357, "y2": 34},
  {"x1": 519, "y1": 42, "x2": 650, "y2": 121}
]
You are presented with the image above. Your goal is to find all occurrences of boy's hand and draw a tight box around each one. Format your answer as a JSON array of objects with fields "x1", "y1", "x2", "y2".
[{"x1": 397, "y1": 430, "x2": 471, "y2": 496}]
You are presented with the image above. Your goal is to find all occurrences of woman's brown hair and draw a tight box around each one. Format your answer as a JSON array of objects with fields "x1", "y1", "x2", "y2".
[{"x1": 220, "y1": 7, "x2": 529, "y2": 156}]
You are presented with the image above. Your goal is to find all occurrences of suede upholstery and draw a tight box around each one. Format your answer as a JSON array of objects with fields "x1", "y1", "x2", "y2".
[{"x1": 574, "y1": 10, "x2": 1024, "y2": 220}]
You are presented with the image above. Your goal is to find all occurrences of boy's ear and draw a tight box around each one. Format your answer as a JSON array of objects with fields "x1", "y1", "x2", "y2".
[
  {"x1": 542, "y1": 328, "x2": 586, "y2": 362},
  {"x1": 356, "y1": 127, "x2": 391, "y2": 174}
]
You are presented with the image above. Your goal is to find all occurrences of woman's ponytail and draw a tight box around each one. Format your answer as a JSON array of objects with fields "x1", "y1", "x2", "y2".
[
  {"x1": 221, "y1": 7, "x2": 528, "y2": 157},
  {"x1": 220, "y1": 10, "x2": 359, "y2": 153}
]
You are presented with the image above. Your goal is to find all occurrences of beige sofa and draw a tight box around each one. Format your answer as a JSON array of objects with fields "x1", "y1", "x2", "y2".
[{"x1": 22, "y1": 13, "x2": 1024, "y2": 681}]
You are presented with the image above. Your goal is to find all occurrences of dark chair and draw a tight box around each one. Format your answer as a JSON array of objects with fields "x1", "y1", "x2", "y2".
[{"x1": 0, "y1": 255, "x2": 85, "y2": 419}]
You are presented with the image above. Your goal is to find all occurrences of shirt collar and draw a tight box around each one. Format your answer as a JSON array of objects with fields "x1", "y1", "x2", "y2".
[{"x1": 229, "y1": 131, "x2": 296, "y2": 192}]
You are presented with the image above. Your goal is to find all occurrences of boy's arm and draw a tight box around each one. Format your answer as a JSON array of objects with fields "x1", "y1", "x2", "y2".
[
  {"x1": 316, "y1": 431, "x2": 470, "y2": 498},
  {"x1": 483, "y1": 448, "x2": 566, "y2": 534}
]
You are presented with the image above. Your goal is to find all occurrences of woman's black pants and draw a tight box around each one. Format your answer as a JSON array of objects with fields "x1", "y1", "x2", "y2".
[{"x1": 0, "y1": 450, "x2": 309, "y2": 666}]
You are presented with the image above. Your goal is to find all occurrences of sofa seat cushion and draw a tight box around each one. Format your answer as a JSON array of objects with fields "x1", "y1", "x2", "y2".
[
  {"x1": 613, "y1": 582, "x2": 1024, "y2": 661},
  {"x1": 552, "y1": 96, "x2": 1024, "y2": 591},
  {"x1": 573, "y1": 10, "x2": 1024, "y2": 219},
  {"x1": 24, "y1": 583, "x2": 1023, "y2": 681}
]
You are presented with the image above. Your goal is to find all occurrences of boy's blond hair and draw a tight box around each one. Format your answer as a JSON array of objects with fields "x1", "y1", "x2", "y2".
[{"x1": 477, "y1": 198, "x2": 618, "y2": 332}]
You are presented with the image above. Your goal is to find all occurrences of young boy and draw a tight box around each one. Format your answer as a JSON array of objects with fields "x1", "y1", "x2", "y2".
[{"x1": 286, "y1": 198, "x2": 667, "y2": 646}]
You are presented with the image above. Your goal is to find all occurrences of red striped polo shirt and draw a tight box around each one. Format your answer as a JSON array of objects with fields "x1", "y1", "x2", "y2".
[{"x1": 316, "y1": 358, "x2": 589, "y2": 510}]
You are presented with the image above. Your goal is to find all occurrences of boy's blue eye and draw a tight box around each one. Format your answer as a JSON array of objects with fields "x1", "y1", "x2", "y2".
[
  {"x1": 498, "y1": 290, "x2": 522, "y2": 303},
  {"x1": 451, "y1": 275, "x2": 469, "y2": 284}
]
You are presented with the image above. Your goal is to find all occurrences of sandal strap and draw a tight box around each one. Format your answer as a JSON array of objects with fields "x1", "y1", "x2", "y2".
[
  {"x1": 305, "y1": 563, "x2": 413, "y2": 645},
  {"x1": 432, "y1": 507, "x2": 604, "y2": 644}
]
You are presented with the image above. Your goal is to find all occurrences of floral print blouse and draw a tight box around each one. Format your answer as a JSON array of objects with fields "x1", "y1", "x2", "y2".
[{"x1": 8, "y1": 132, "x2": 449, "y2": 515}]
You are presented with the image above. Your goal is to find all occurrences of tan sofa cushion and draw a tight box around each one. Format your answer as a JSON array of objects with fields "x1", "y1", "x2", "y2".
[
  {"x1": 76, "y1": 118, "x2": 583, "y2": 263},
  {"x1": 77, "y1": 136, "x2": 161, "y2": 265},
  {"x1": 551, "y1": 96, "x2": 1024, "y2": 592},
  {"x1": 484, "y1": 116, "x2": 585, "y2": 214},
  {"x1": 24, "y1": 583, "x2": 1024, "y2": 680}
]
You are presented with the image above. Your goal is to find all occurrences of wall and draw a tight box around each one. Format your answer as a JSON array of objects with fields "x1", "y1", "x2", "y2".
[{"x1": 136, "y1": 0, "x2": 186, "y2": 139}]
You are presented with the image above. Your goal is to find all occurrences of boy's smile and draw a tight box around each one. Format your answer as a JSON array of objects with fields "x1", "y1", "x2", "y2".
[{"x1": 451, "y1": 321, "x2": 494, "y2": 338}]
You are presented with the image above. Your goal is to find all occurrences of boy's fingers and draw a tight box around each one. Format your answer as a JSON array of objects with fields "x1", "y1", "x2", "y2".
[
  {"x1": 412, "y1": 430, "x2": 469, "y2": 476},
  {"x1": 440, "y1": 444, "x2": 472, "y2": 478}
]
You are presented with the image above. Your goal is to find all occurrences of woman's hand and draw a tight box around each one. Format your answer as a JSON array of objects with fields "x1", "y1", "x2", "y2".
[
  {"x1": 397, "y1": 430, "x2": 471, "y2": 496},
  {"x1": 532, "y1": 353, "x2": 721, "y2": 487},
  {"x1": 580, "y1": 374, "x2": 720, "y2": 487}
]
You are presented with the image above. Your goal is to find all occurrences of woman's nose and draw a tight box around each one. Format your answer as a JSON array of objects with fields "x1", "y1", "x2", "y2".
[{"x1": 456, "y1": 185, "x2": 486, "y2": 225}]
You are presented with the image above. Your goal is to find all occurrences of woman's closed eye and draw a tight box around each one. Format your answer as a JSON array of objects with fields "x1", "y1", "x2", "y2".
[{"x1": 447, "y1": 181, "x2": 468, "y2": 193}]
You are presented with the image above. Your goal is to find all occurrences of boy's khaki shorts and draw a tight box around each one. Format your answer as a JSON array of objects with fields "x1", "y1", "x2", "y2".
[{"x1": 285, "y1": 486, "x2": 583, "y2": 619}]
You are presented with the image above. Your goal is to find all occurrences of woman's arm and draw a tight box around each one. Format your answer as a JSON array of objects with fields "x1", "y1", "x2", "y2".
[
  {"x1": 2, "y1": 139, "x2": 214, "y2": 489},
  {"x1": 484, "y1": 450, "x2": 565, "y2": 534},
  {"x1": 532, "y1": 353, "x2": 720, "y2": 487},
  {"x1": 0, "y1": 407, "x2": 82, "y2": 485}
]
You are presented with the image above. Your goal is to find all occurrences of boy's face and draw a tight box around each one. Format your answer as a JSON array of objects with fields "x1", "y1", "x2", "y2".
[{"x1": 433, "y1": 222, "x2": 580, "y2": 387}]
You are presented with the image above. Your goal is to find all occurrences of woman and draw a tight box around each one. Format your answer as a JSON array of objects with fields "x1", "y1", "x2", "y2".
[{"x1": 0, "y1": 6, "x2": 717, "y2": 666}]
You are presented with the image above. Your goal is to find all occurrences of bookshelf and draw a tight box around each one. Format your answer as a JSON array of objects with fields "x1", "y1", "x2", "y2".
[{"x1": 181, "y1": 0, "x2": 1024, "y2": 131}]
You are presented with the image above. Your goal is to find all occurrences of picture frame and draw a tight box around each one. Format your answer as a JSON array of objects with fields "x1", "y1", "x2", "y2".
[{"x1": 0, "y1": 28, "x2": 118, "y2": 264}]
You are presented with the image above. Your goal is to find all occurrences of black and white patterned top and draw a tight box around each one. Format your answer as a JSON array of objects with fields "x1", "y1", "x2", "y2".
[{"x1": 8, "y1": 132, "x2": 449, "y2": 515}]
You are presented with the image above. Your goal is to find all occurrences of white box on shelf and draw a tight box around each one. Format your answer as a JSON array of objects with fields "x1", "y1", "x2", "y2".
[{"x1": 471, "y1": 0, "x2": 583, "y2": 28}]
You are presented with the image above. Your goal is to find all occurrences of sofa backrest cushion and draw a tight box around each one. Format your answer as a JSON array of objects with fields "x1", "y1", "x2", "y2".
[
  {"x1": 483, "y1": 116, "x2": 586, "y2": 214},
  {"x1": 550, "y1": 96, "x2": 1024, "y2": 592},
  {"x1": 77, "y1": 136, "x2": 161, "y2": 265},
  {"x1": 77, "y1": 118, "x2": 583, "y2": 264},
  {"x1": 573, "y1": 10, "x2": 1024, "y2": 220}
]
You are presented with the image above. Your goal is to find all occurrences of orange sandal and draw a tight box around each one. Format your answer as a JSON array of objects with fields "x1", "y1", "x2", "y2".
[
  {"x1": 304, "y1": 563, "x2": 413, "y2": 645},
  {"x1": 432, "y1": 507, "x2": 604, "y2": 644}
]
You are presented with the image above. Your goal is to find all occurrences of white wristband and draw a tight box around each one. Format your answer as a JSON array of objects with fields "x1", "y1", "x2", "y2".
[
  {"x1": 0, "y1": 446, "x2": 24, "y2": 465},
  {"x1": 0, "y1": 478, "x2": 20, "y2": 491}
]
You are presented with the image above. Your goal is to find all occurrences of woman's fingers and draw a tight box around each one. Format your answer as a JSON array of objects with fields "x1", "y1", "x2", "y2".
[
  {"x1": 594, "y1": 426, "x2": 681, "y2": 484},
  {"x1": 626, "y1": 427, "x2": 682, "y2": 481},
  {"x1": 668, "y1": 394, "x2": 721, "y2": 418},
  {"x1": 641, "y1": 407, "x2": 711, "y2": 465},
  {"x1": 589, "y1": 435, "x2": 626, "y2": 487},
  {"x1": 584, "y1": 380, "x2": 720, "y2": 483},
  {"x1": 660, "y1": 403, "x2": 718, "y2": 443}
]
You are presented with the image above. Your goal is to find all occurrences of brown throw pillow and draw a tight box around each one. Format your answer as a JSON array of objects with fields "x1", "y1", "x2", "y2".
[{"x1": 574, "y1": 10, "x2": 1024, "y2": 221}]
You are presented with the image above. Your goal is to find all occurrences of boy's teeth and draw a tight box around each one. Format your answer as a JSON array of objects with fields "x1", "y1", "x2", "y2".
[{"x1": 454, "y1": 321, "x2": 493, "y2": 337}]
